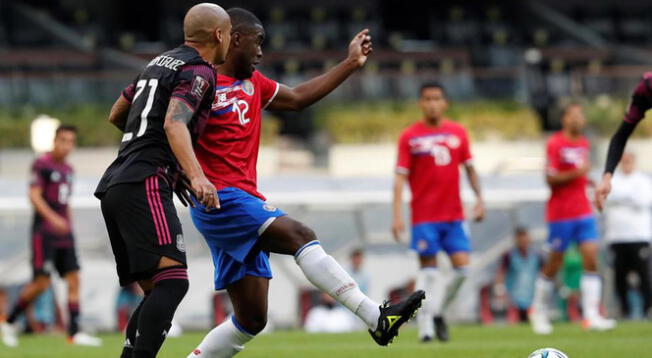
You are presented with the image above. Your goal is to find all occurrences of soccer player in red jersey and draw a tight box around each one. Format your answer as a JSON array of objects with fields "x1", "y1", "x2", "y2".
[
  {"x1": 392, "y1": 83, "x2": 485, "y2": 342},
  {"x1": 186, "y1": 9, "x2": 424, "y2": 357},
  {"x1": 1, "y1": 126, "x2": 101, "y2": 347},
  {"x1": 530, "y1": 103, "x2": 615, "y2": 335}
]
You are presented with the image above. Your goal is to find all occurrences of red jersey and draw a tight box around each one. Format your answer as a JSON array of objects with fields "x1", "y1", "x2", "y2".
[
  {"x1": 195, "y1": 71, "x2": 279, "y2": 199},
  {"x1": 396, "y1": 119, "x2": 472, "y2": 224},
  {"x1": 545, "y1": 131, "x2": 593, "y2": 222}
]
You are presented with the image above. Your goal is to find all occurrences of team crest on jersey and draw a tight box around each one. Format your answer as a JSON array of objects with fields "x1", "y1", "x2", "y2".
[
  {"x1": 191, "y1": 75, "x2": 210, "y2": 99},
  {"x1": 176, "y1": 234, "x2": 186, "y2": 253},
  {"x1": 263, "y1": 204, "x2": 277, "y2": 212},
  {"x1": 241, "y1": 79, "x2": 255, "y2": 96},
  {"x1": 50, "y1": 171, "x2": 61, "y2": 182},
  {"x1": 446, "y1": 135, "x2": 461, "y2": 149}
]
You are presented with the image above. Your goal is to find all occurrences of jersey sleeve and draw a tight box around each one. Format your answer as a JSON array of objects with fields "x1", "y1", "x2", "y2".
[
  {"x1": 460, "y1": 127, "x2": 473, "y2": 164},
  {"x1": 546, "y1": 138, "x2": 560, "y2": 175},
  {"x1": 171, "y1": 64, "x2": 216, "y2": 113},
  {"x1": 121, "y1": 81, "x2": 136, "y2": 103},
  {"x1": 396, "y1": 132, "x2": 411, "y2": 175},
  {"x1": 255, "y1": 72, "x2": 280, "y2": 110},
  {"x1": 29, "y1": 159, "x2": 47, "y2": 188},
  {"x1": 624, "y1": 72, "x2": 652, "y2": 124}
]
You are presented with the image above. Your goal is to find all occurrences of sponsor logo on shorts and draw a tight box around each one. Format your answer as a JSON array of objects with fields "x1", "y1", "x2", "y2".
[
  {"x1": 176, "y1": 234, "x2": 186, "y2": 253},
  {"x1": 417, "y1": 239, "x2": 429, "y2": 252},
  {"x1": 263, "y1": 204, "x2": 277, "y2": 212}
]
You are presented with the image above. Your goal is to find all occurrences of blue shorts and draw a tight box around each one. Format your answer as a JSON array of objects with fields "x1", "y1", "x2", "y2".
[
  {"x1": 411, "y1": 221, "x2": 471, "y2": 256},
  {"x1": 190, "y1": 187, "x2": 286, "y2": 290},
  {"x1": 547, "y1": 215, "x2": 598, "y2": 253}
]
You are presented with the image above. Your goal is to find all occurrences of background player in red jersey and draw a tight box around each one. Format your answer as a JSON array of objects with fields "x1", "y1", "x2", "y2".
[
  {"x1": 392, "y1": 83, "x2": 484, "y2": 343},
  {"x1": 186, "y1": 9, "x2": 424, "y2": 358},
  {"x1": 1, "y1": 125, "x2": 101, "y2": 347},
  {"x1": 529, "y1": 103, "x2": 615, "y2": 335},
  {"x1": 95, "y1": 4, "x2": 230, "y2": 358}
]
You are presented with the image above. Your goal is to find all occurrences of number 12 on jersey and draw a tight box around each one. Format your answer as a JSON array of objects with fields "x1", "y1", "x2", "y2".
[{"x1": 122, "y1": 79, "x2": 159, "y2": 142}]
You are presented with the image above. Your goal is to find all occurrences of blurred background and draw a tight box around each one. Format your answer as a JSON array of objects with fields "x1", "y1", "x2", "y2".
[{"x1": 1, "y1": 0, "x2": 652, "y2": 334}]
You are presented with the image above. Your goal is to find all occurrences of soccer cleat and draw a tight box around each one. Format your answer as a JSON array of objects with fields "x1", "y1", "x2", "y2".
[
  {"x1": 420, "y1": 336, "x2": 433, "y2": 343},
  {"x1": 529, "y1": 309, "x2": 553, "y2": 335},
  {"x1": 69, "y1": 332, "x2": 103, "y2": 347},
  {"x1": 582, "y1": 317, "x2": 616, "y2": 331},
  {"x1": 1, "y1": 322, "x2": 18, "y2": 347},
  {"x1": 434, "y1": 316, "x2": 449, "y2": 342},
  {"x1": 368, "y1": 290, "x2": 425, "y2": 346}
]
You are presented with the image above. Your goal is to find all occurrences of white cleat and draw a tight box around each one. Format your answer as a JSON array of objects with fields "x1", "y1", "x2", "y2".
[
  {"x1": 583, "y1": 317, "x2": 617, "y2": 331},
  {"x1": 529, "y1": 310, "x2": 553, "y2": 335},
  {"x1": 1, "y1": 322, "x2": 18, "y2": 347},
  {"x1": 70, "y1": 332, "x2": 103, "y2": 347}
]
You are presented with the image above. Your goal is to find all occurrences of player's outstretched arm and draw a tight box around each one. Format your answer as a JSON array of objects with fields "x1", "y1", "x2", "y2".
[
  {"x1": 163, "y1": 98, "x2": 219, "y2": 209},
  {"x1": 108, "y1": 95, "x2": 131, "y2": 131},
  {"x1": 266, "y1": 29, "x2": 373, "y2": 112},
  {"x1": 464, "y1": 163, "x2": 485, "y2": 222},
  {"x1": 596, "y1": 73, "x2": 652, "y2": 210}
]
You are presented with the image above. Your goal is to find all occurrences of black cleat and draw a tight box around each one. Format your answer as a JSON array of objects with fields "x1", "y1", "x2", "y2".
[
  {"x1": 368, "y1": 290, "x2": 426, "y2": 346},
  {"x1": 420, "y1": 336, "x2": 433, "y2": 343},
  {"x1": 434, "y1": 316, "x2": 449, "y2": 342}
]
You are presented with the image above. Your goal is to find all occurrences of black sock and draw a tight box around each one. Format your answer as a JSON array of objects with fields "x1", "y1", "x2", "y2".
[
  {"x1": 133, "y1": 267, "x2": 189, "y2": 358},
  {"x1": 67, "y1": 301, "x2": 80, "y2": 337},
  {"x1": 7, "y1": 298, "x2": 30, "y2": 324},
  {"x1": 120, "y1": 292, "x2": 149, "y2": 358}
]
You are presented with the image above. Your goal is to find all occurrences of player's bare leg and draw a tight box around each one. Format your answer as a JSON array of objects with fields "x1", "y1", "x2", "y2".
[
  {"x1": 530, "y1": 251, "x2": 564, "y2": 334},
  {"x1": 578, "y1": 242, "x2": 615, "y2": 331},
  {"x1": 121, "y1": 256, "x2": 189, "y2": 358},
  {"x1": 63, "y1": 271, "x2": 102, "y2": 346},
  {"x1": 1, "y1": 275, "x2": 51, "y2": 347},
  {"x1": 188, "y1": 275, "x2": 268, "y2": 358},
  {"x1": 261, "y1": 216, "x2": 424, "y2": 346}
]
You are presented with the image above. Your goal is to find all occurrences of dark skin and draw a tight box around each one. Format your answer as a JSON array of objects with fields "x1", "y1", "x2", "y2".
[{"x1": 216, "y1": 23, "x2": 372, "y2": 334}]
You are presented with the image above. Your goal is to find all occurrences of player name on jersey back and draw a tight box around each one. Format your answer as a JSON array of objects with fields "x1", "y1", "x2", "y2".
[{"x1": 147, "y1": 55, "x2": 186, "y2": 71}]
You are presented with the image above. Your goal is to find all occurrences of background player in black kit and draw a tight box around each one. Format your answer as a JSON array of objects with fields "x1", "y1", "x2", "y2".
[
  {"x1": 95, "y1": 4, "x2": 231, "y2": 358},
  {"x1": 1, "y1": 125, "x2": 102, "y2": 348}
]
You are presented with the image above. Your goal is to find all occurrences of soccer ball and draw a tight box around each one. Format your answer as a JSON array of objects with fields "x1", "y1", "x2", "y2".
[{"x1": 528, "y1": 348, "x2": 569, "y2": 358}]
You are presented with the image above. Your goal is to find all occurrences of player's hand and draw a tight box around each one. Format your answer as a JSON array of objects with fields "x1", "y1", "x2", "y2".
[
  {"x1": 595, "y1": 173, "x2": 612, "y2": 212},
  {"x1": 473, "y1": 200, "x2": 486, "y2": 222},
  {"x1": 392, "y1": 217, "x2": 404, "y2": 242},
  {"x1": 49, "y1": 215, "x2": 70, "y2": 235},
  {"x1": 190, "y1": 175, "x2": 220, "y2": 210},
  {"x1": 348, "y1": 29, "x2": 373, "y2": 68},
  {"x1": 174, "y1": 172, "x2": 196, "y2": 208}
]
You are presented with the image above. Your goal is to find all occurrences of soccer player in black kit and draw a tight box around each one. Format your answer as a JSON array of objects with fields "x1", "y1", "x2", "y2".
[
  {"x1": 1, "y1": 125, "x2": 101, "y2": 347},
  {"x1": 94, "y1": 4, "x2": 231, "y2": 358}
]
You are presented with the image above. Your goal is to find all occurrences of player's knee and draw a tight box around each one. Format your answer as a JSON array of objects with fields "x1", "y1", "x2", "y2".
[
  {"x1": 291, "y1": 222, "x2": 317, "y2": 247},
  {"x1": 239, "y1": 312, "x2": 267, "y2": 335},
  {"x1": 34, "y1": 276, "x2": 51, "y2": 291}
]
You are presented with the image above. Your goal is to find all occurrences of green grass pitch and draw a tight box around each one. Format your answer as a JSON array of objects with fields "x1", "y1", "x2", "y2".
[{"x1": 1, "y1": 321, "x2": 650, "y2": 358}]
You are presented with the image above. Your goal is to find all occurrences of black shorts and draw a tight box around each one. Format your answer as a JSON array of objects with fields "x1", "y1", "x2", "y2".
[
  {"x1": 31, "y1": 231, "x2": 79, "y2": 278},
  {"x1": 100, "y1": 175, "x2": 186, "y2": 286}
]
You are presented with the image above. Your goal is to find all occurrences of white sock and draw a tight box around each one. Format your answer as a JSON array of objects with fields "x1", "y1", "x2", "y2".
[
  {"x1": 532, "y1": 275, "x2": 555, "y2": 315},
  {"x1": 295, "y1": 241, "x2": 380, "y2": 330},
  {"x1": 581, "y1": 272, "x2": 602, "y2": 321},
  {"x1": 442, "y1": 267, "x2": 468, "y2": 312},
  {"x1": 416, "y1": 267, "x2": 439, "y2": 339},
  {"x1": 187, "y1": 316, "x2": 254, "y2": 358}
]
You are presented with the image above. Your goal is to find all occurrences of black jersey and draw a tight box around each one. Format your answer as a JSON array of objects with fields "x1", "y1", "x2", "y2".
[{"x1": 95, "y1": 45, "x2": 215, "y2": 198}]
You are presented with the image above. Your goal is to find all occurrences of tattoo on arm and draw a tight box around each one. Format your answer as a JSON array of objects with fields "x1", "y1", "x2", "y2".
[{"x1": 167, "y1": 98, "x2": 195, "y2": 125}]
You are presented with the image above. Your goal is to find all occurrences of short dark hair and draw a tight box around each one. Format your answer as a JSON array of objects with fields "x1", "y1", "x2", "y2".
[
  {"x1": 55, "y1": 124, "x2": 77, "y2": 136},
  {"x1": 514, "y1": 226, "x2": 528, "y2": 236},
  {"x1": 350, "y1": 248, "x2": 364, "y2": 257},
  {"x1": 227, "y1": 7, "x2": 263, "y2": 33},
  {"x1": 420, "y1": 82, "x2": 446, "y2": 97}
]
